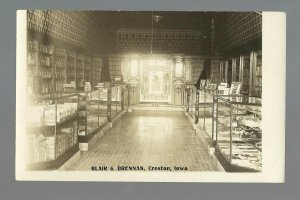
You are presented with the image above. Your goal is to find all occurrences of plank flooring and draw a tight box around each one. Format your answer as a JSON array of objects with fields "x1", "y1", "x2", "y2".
[{"x1": 67, "y1": 111, "x2": 217, "y2": 171}]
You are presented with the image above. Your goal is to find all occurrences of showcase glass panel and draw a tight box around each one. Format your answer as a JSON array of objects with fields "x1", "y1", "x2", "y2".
[
  {"x1": 216, "y1": 96, "x2": 262, "y2": 172},
  {"x1": 188, "y1": 86, "x2": 196, "y2": 118},
  {"x1": 111, "y1": 86, "x2": 121, "y2": 118},
  {"x1": 26, "y1": 94, "x2": 79, "y2": 165},
  {"x1": 86, "y1": 90, "x2": 105, "y2": 134}
]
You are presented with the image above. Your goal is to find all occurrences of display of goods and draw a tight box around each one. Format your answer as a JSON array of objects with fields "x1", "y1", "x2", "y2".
[
  {"x1": 85, "y1": 82, "x2": 92, "y2": 92},
  {"x1": 26, "y1": 134, "x2": 47, "y2": 163},
  {"x1": 78, "y1": 126, "x2": 86, "y2": 136},
  {"x1": 40, "y1": 55, "x2": 53, "y2": 66},
  {"x1": 43, "y1": 103, "x2": 77, "y2": 124},
  {"x1": 240, "y1": 115, "x2": 261, "y2": 128},
  {"x1": 218, "y1": 141, "x2": 262, "y2": 171},
  {"x1": 27, "y1": 106, "x2": 45, "y2": 125},
  {"x1": 28, "y1": 40, "x2": 39, "y2": 52},
  {"x1": 79, "y1": 101, "x2": 87, "y2": 109},
  {"x1": 99, "y1": 90, "x2": 108, "y2": 100},
  {"x1": 28, "y1": 53, "x2": 37, "y2": 65},
  {"x1": 89, "y1": 91, "x2": 100, "y2": 100},
  {"x1": 40, "y1": 44, "x2": 54, "y2": 54},
  {"x1": 199, "y1": 91, "x2": 206, "y2": 103},
  {"x1": 45, "y1": 136, "x2": 56, "y2": 160},
  {"x1": 27, "y1": 100, "x2": 79, "y2": 164},
  {"x1": 234, "y1": 107, "x2": 248, "y2": 115},
  {"x1": 79, "y1": 110, "x2": 86, "y2": 117}
]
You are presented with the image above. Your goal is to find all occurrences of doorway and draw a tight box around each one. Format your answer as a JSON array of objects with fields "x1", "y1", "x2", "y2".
[{"x1": 140, "y1": 59, "x2": 172, "y2": 103}]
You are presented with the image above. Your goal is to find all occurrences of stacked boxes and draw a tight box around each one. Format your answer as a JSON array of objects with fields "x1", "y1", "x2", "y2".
[
  {"x1": 61, "y1": 127, "x2": 75, "y2": 148},
  {"x1": 28, "y1": 103, "x2": 77, "y2": 125},
  {"x1": 45, "y1": 136, "x2": 56, "y2": 160},
  {"x1": 27, "y1": 126, "x2": 78, "y2": 163},
  {"x1": 26, "y1": 134, "x2": 46, "y2": 163},
  {"x1": 27, "y1": 106, "x2": 45, "y2": 125},
  {"x1": 56, "y1": 127, "x2": 76, "y2": 157}
]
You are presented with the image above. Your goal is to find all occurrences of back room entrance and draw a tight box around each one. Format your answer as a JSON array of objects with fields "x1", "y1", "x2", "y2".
[{"x1": 140, "y1": 58, "x2": 172, "y2": 104}]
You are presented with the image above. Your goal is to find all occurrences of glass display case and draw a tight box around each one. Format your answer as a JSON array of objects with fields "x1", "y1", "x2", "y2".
[
  {"x1": 187, "y1": 85, "x2": 197, "y2": 118},
  {"x1": 77, "y1": 90, "x2": 109, "y2": 141},
  {"x1": 198, "y1": 84, "x2": 217, "y2": 139},
  {"x1": 26, "y1": 94, "x2": 79, "y2": 170},
  {"x1": 111, "y1": 85, "x2": 122, "y2": 118},
  {"x1": 215, "y1": 96, "x2": 262, "y2": 172},
  {"x1": 77, "y1": 85, "x2": 124, "y2": 143},
  {"x1": 87, "y1": 90, "x2": 107, "y2": 132},
  {"x1": 123, "y1": 84, "x2": 129, "y2": 110}
]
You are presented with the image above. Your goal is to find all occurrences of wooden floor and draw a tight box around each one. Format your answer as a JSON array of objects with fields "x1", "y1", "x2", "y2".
[{"x1": 68, "y1": 111, "x2": 218, "y2": 171}]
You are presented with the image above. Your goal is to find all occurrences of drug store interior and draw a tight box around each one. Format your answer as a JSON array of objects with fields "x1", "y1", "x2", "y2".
[{"x1": 25, "y1": 11, "x2": 262, "y2": 172}]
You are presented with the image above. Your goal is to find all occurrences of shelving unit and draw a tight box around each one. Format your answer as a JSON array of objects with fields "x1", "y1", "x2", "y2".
[
  {"x1": 54, "y1": 47, "x2": 67, "y2": 92},
  {"x1": 91, "y1": 57, "x2": 102, "y2": 87},
  {"x1": 231, "y1": 57, "x2": 240, "y2": 82},
  {"x1": 210, "y1": 59, "x2": 220, "y2": 83},
  {"x1": 252, "y1": 51, "x2": 262, "y2": 97},
  {"x1": 27, "y1": 40, "x2": 56, "y2": 97},
  {"x1": 109, "y1": 57, "x2": 123, "y2": 82},
  {"x1": 76, "y1": 54, "x2": 84, "y2": 90},
  {"x1": 66, "y1": 50, "x2": 76, "y2": 84},
  {"x1": 84, "y1": 56, "x2": 92, "y2": 83},
  {"x1": 219, "y1": 61, "x2": 226, "y2": 83},
  {"x1": 27, "y1": 40, "x2": 40, "y2": 95},
  {"x1": 241, "y1": 55, "x2": 250, "y2": 95}
]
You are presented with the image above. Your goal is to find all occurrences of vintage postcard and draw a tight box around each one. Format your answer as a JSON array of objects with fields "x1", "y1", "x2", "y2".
[{"x1": 16, "y1": 11, "x2": 285, "y2": 182}]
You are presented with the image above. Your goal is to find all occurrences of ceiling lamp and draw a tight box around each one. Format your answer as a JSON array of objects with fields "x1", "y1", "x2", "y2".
[
  {"x1": 153, "y1": 15, "x2": 163, "y2": 23},
  {"x1": 151, "y1": 12, "x2": 163, "y2": 54}
]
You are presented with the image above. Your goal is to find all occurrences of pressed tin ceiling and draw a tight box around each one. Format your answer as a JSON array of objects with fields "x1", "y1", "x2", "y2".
[
  {"x1": 28, "y1": 11, "x2": 261, "y2": 54},
  {"x1": 88, "y1": 11, "x2": 216, "y2": 54}
]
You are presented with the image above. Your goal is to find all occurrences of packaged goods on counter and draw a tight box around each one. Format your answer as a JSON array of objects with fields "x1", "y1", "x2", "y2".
[
  {"x1": 26, "y1": 134, "x2": 47, "y2": 163},
  {"x1": 78, "y1": 126, "x2": 86, "y2": 136},
  {"x1": 45, "y1": 136, "x2": 56, "y2": 160},
  {"x1": 28, "y1": 103, "x2": 77, "y2": 125},
  {"x1": 27, "y1": 106, "x2": 45, "y2": 125}
]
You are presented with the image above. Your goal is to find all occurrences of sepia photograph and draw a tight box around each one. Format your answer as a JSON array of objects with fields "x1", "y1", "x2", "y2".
[{"x1": 15, "y1": 10, "x2": 285, "y2": 182}]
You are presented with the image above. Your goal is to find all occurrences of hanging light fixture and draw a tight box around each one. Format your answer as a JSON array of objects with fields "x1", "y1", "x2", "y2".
[{"x1": 150, "y1": 12, "x2": 163, "y2": 54}]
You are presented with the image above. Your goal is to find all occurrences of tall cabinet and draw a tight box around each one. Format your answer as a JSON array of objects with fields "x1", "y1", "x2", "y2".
[
  {"x1": 218, "y1": 50, "x2": 262, "y2": 97},
  {"x1": 250, "y1": 51, "x2": 262, "y2": 97}
]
